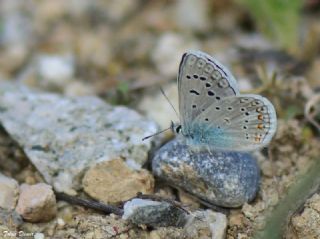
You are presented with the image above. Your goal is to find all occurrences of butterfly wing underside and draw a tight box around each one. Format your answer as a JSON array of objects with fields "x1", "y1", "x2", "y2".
[
  {"x1": 178, "y1": 51, "x2": 240, "y2": 136},
  {"x1": 177, "y1": 50, "x2": 277, "y2": 151},
  {"x1": 195, "y1": 94, "x2": 277, "y2": 151}
]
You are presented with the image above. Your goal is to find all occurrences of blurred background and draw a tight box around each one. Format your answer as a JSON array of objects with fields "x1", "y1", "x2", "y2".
[
  {"x1": 1, "y1": 2, "x2": 320, "y2": 238},
  {"x1": 0, "y1": 0, "x2": 319, "y2": 127}
]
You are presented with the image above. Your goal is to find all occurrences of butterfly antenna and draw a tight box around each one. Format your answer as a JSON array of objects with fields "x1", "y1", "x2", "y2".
[
  {"x1": 142, "y1": 126, "x2": 171, "y2": 141},
  {"x1": 160, "y1": 87, "x2": 180, "y2": 120}
]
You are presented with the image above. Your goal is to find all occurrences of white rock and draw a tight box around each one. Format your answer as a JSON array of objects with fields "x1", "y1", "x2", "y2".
[
  {"x1": 184, "y1": 210, "x2": 227, "y2": 239},
  {"x1": 0, "y1": 173, "x2": 19, "y2": 210},
  {"x1": 0, "y1": 82, "x2": 158, "y2": 193},
  {"x1": 174, "y1": 0, "x2": 210, "y2": 32},
  {"x1": 122, "y1": 199, "x2": 160, "y2": 220},
  {"x1": 34, "y1": 232, "x2": 45, "y2": 239},
  {"x1": 208, "y1": 211, "x2": 228, "y2": 239},
  {"x1": 151, "y1": 33, "x2": 199, "y2": 78},
  {"x1": 56, "y1": 217, "x2": 65, "y2": 227},
  {"x1": 138, "y1": 83, "x2": 178, "y2": 129},
  {"x1": 37, "y1": 54, "x2": 75, "y2": 88}
]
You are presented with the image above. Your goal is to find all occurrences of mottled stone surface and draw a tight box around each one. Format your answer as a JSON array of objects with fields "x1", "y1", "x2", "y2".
[
  {"x1": 16, "y1": 183, "x2": 57, "y2": 222},
  {"x1": 291, "y1": 193, "x2": 320, "y2": 238},
  {"x1": 0, "y1": 82, "x2": 158, "y2": 194},
  {"x1": 0, "y1": 208, "x2": 23, "y2": 231},
  {"x1": 184, "y1": 210, "x2": 227, "y2": 239},
  {"x1": 83, "y1": 159, "x2": 154, "y2": 203},
  {"x1": 0, "y1": 173, "x2": 19, "y2": 210},
  {"x1": 152, "y1": 139, "x2": 260, "y2": 208},
  {"x1": 123, "y1": 198, "x2": 188, "y2": 227}
]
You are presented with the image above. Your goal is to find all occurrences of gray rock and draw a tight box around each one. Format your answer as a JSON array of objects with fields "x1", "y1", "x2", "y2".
[
  {"x1": 152, "y1": 139, "x2": 260, "y2": 208},
  {"x1": 0, "y1": 208, "x2": 23, "y2": 230},
  {"x1": 0, "y1": 82, "x2": 158, "y2": 194},
  {"x1": 123, "y1": 198, "x2": 188, "y2": 227}
]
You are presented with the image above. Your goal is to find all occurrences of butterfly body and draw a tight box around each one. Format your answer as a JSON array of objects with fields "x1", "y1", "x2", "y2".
[{"x1": 175, "y1": 50, "x2": 277, "y2": 152}]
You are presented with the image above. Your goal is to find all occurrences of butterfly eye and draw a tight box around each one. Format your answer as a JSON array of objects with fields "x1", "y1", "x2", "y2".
[
  {"x1": 211, "y1": 70, "x2": 222, "y2": 80},
  {"x1": 176, "y1": 125, "x2": 182, "y2": 133}
]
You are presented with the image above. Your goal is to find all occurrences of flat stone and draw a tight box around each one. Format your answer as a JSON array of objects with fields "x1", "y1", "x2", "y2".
[
  {"x1": 122, "y1": 198, "x2": 188, "y2": 227},
  {"x1": 0, "y1": 82, "x2": 158, "y2": 194},
  {"x1": 0, "y1": 173, "x2": 19, "y2": 210},
  {"x1": 83, "y1": 159, "x2": 154, "y2": 203},
  {"x1": 152, "y1": 139, "x2": 260, "y2": 208},
  {"x1": 16, "y1": 183, "x2": 57, "y2": 222}
]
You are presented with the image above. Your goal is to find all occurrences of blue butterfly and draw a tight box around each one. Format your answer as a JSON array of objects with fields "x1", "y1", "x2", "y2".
[{"x1": 170, "y1": 50, "x2": 277, "y2": 151}]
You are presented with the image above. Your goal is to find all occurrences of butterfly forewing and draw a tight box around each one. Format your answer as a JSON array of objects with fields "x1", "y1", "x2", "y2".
[{"x1": 178, "y1": 51, "x2": 239, "y2": 135}]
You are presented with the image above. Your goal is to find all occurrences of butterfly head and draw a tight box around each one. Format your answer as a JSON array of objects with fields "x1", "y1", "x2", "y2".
[{"x1": 170, "y1": 121, "x2": 182, "y2": 135}]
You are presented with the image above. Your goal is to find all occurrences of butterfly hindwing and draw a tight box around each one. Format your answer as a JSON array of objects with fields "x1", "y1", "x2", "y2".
[
  {"x1": 192, "y1": 94, "x2": 277, "y2": 151},
  {"x1": 178, "y1": 51, "x2": 240, "y2": 135}
]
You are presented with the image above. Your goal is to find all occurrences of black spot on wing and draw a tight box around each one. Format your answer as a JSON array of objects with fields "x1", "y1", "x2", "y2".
[{"x1": 190, "y1": 90, "x2": 200, "y2": 95}]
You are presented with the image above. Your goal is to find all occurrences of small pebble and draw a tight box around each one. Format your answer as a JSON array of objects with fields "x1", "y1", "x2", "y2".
[
  {"x1": 152, "y1": 138, "x2": 260, "y2": 208},
  {"x1": 184, "y1": 210, "x2": 227, "y2": 239},
  {"x1": 34, "y1": 232, "x2": 45, "y2": 239},
  {"x1": 0, "y1": 173, "x2": 19, "y2": 210},
  {"x1": 122, "y1": 198, "x2": 188, "y2": 227},
  {"x1": 57, "y1": 217, "x2": 65, "y2": 227},
  {"x1": 37, "y1": 53, "x2": 75, "y2": 88},
  {"x1": 151, "y1": 33, "x2": 199, "y2": 78},
  {"x1": 16, "y1": 183, "x2": 57, "y2": 222}
]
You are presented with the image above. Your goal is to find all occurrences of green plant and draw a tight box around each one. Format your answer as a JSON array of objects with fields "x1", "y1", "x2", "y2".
[{"x1": 236, "y1": 0, "x2": 303, "y2": 52}]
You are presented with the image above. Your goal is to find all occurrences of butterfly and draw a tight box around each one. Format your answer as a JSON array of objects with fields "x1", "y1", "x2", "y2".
[{"x1": 170, "y1": 50, "x2": 277, "y2": 151}]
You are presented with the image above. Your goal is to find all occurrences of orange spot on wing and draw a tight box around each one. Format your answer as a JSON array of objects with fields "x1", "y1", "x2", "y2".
[{"x1": 257, "y1": 124, "x2": 264, "y2": 129}]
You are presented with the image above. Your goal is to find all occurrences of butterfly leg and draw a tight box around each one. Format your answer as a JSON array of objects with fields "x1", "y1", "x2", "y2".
[{"x1": 206, "y1": 145, "x2": 213, "y2": 156}]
